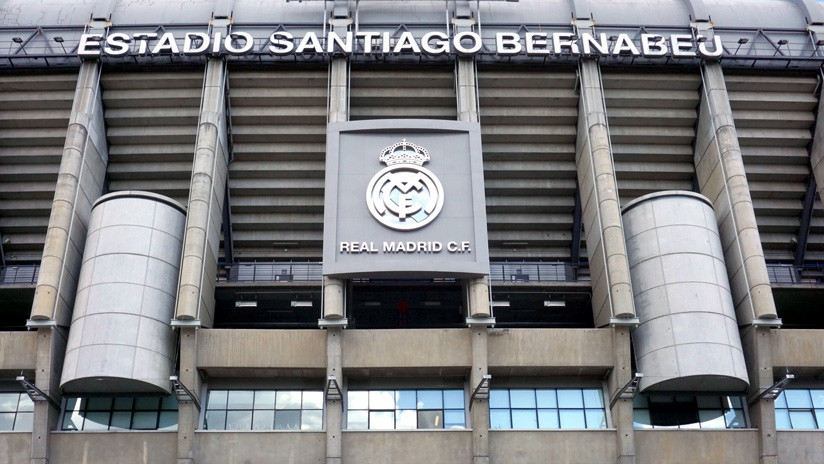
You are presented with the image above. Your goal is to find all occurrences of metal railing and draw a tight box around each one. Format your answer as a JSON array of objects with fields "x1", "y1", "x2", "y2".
[
  {"x1": 1, "y1": 264, "x2": 40, "y2": 285},
  {"x1": 767, "y1": 263, "x2": 824, "y2": 285},
  {"x1": 489, "y1": 261, "x2": 585, "y2": 283}
]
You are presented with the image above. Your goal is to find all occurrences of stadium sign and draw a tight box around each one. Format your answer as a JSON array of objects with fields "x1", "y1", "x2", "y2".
[{"x1": 77, "y1": 30, "x2": 724, "y2": 59}]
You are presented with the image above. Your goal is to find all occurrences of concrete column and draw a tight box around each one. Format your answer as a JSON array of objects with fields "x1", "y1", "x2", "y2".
[
  {"x1": 607, "y1": 327, "x2": 636, "y2": 464},
  {"x1": 457, "y1": 58, "x2": 479, "y2": 123},
  {"x1": 28, "y1": 59, "x2": 108, "y2": 464},
  {"x1": 808, "y1": 92, "x2": 824, "y2": 214},
  {"x1": 177, "y1": 327, "x2": 202, "y2": 464},
  {"x1": 575, "y1": 59, "x2": 636, "y2": 327},
  {"x1": 470, "y1": 326, "x2": 489, "y2": 464},
  {"x1": 693, "y1": 62, "x2": 777, "y2": 324},
  {"x1": 30, "y1": 60, "x2": 108, "y2": 326},
  {"x1": 324, "y1": 50, "x2": 349, "y2": 462},
  {"x1": 741, "y1": 326, "x2": 778, "y2": 464},
  {"x1": 326, "y1": 328, "x2": 343, "y2": 464},
  {"x1": 174, "y1": 58, "x2": 229, "y2": 327}
]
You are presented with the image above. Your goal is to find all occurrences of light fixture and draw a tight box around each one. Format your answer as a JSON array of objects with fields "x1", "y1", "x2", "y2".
[
  {"x1": 290, "y1": 300, "x2": 313, "y2": 308},
  {"x1": 12, "y1": 37, "x2": 23, "y2": 43},
  {"x1": 609, "y1": 373, "x2": 644, "y2": 408},
  {"x1": 17, "y1": 376, "x2": 59, "y2": 410},
  {"x1": 363, "y1": 301, "x2": 381, "y2": 307},
  {"x1": 491, "y1": 300, "x2": 510, "y2": 307},
  {"x1": 170, "y1": 375, "x2": 201, "y2": 411},
  {"x1": 752, "y1": 374, "x2": 794, "y2": 403},
  {"x1": 544, "y1": 300, "x2": 566, "y2": 308},
  {"x1": 777, "y1": 39, "x2": 789, "y2": 46},
  {"x1": 235, "y1": 300, "x2": 257, "y2": 308},
  {"x1": 423, "y1": 301, "x2": 441, "y2": 307},
  {"x1": 53, "y1": 37, "x2": 64, "y2": 43},
  {"x1": 738, "y1": 38, "x2": 749, "y2": 44},
  {"x1": 501, "y1": 241, "x2": 529, "y2": 247}
]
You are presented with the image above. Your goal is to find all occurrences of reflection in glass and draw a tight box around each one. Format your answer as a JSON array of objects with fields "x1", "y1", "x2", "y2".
[
  {"x1": 301, "y1": 410, "x2": 323, "y2": 430},
  {"x1": 512, "y1": 409, "x2": 537, "y2": 428},
  {"x1": 252, "y1": 410, "x2": 274, "y2": 430},
  {"x1": 158, "y1": 411, "x2": 177, "y2": 431},
  {"x1": 444, "y1": 410, "x2": 465, "y2": 429},
  {"x1": 698, "y1": 410, "x2": 726, "y2": 429},
  {"x1": 227, "y1": 391, "x2": 253, "y2": 410},
  {"x1": 110, "y1": 411, "x2": 132, "y2": 430},
  {"x1": 585, "y1": 409, "x2": 607, "y2": 429},
  {"x1": 536, "y1": 390, "x2": 557, "y2": 408},
  {"x1": 490, "y1": 409, "x2": 511, "y2": 429},
  {"x1": 418, "y1": 410, "x2": 444, "y2": 428},
  {"x1": 775, "y1": 409, "x2": 791, "y2": 429},
  {"x1": 254, "y1": 391, "x2": 276, "y2": 410},
  {"x1": 0, "y1": 413, "x2": 15, "y2": 430},
  {"x1": 416, "y1": 390, "x2": 443, "y2": 409},
  {"x1": 789, "y1": 411, "x2": 817, "y2": 429},
  {"x1": 347, "y1": 410, "x2": 368, "y2": 430},
  {"x1": 583, "y1": 389, "x2": 604, "y2": 408},
  {"x1": 510, "y1": 389, "x2": 536, "y2": 409},
  {"x1": 13, "y1": 412, "x2": 33, "y2": 431},
  {"x1": 557, "y1": 390, "x2": 584, "y2": 409},
  {"x1": 275, "y1": 410, "x2": 301, "y2": 430},
  {"x1": 205, "y1": 410, "x2": 226, "y2": 430},
  {"x1": 225, "y1": 410, "x2": 252, "y2": 431},
  {"x1": 276, "y1": 391, "x2": 301, "y2": 410},
  {"x1": 303, "y1": 391, "x2": 324, "y2": 410},
  {"x1": 370, "y1": 411, "x2": 395, "y2": 429},
  {"x1": 369, "y1": 391, "x2": 395, "y2": 410},
  {"x1": 443, "y1": 390, "x2": 464, "y2": 409},
  {"x1": 785, "y1": 390, "x2": 813, "y2": 409},
  {"x1": 348, "y1": 391, "x2": 368, "y2": 410},
  {"x1": 83, "y1": 412, "x2": 110, "y2": 430},
  {"x1": 208, "y1": 390, "x2": 228, "y2": 410},
  {"x1": 559, "y1": 409, "x2": 586, "y2": 429},
  {"x1": 724, "y1": 409, "x2": 746, "y2": 429},
  {"x1": 538, "y1": 409, "x2": 559, "y2": 429},
  {"x1": 396, "y1": 409, "x2": 416, "y2": 429},
  {"x1": 132, "y1": 411, "x2": 159, "y2": 430},
  {"x1": 0, "y1": 394, "x2": 18, "y2": 412},
  {"x1": 633, "y1": 409, "x2": 652, "y2": 429},
  {"x1": 396, "y1": 391, "x2": 416, "y2": 410},
  {"x1": 489, "y1": 390, "x2": 510, "y2": 409}
]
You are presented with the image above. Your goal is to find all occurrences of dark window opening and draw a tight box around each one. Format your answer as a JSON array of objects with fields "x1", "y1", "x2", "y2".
[
  {"x1": 349, "y1": 283, "x2": 463, "y2": 329},
  {"x1": 633, "y1": 394, "x2": 747, "y2": 429},
  {"x1": 490, "y1": 291, "x2": 594, "y2": 328},
  {"x1": 214, "y1": 288, "x2": 321, "y2": 329},
  {"x1": 0, "y1": 287, "x2": 34, "y2": 331},
  {"x1": 772, "y1": 286, "x2": 824, "y2": 329}
]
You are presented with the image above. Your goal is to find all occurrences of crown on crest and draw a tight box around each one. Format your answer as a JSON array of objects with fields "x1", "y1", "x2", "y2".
[{"x1": 379, "y1": 139, "x2": 430, "y2": 166}]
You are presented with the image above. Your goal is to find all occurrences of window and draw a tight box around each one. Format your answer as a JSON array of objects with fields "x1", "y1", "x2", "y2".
[
  {"x1": 0, "y1": 392, "x2": 34, "y2": 431},
  {"x1": 61, "y1": 396, "x2": 178, "y2": 431},
  {"x1": 346, "y1": 389, "x2": 465, "y2": 430},
  {"x1": 489, "y1": 388, "x2": 606, "y2": 429},
  {"x1": 633, "y1": 395, "x2": 747, "y2": 429},
  {"x1": 204, "y1": 389, "x2": 323, "y2": 430},
  {"x1": 775, "y1": 389, "x2": 824, "y2": 430}
]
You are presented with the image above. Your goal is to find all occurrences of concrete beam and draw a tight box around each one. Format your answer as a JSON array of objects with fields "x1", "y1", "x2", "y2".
[{"x1": 174, "y1": 57, "x2": 230, "y2": 327}]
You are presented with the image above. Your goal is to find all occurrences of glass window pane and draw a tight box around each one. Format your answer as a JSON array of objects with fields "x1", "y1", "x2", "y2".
[
  {"x1": 253, "y1": 391, "x2": 276, "y2": 410},
  {"x1": 536, "y1": 389, "x2": 557, "y2": 408},
  {"x1": 559, "y1": 409, "x2": 586, "y2": 429},
  {"x1": 727, "y1": 396, "x2": 744, "y2": 409},
  {"x1": 110, "y1": 411, "x2": 132, "y2": 430},
  {"x1": 160, "y1": 396, "x2": 178, "y2": 411},
  {"x1": 490, "y1": 409, "x2": 511, "y2": 429},
  {"x1": 132, "y1": 411, "x2": 159, "y2": 430},
  {"x1": 416, "y1": 390, "x2": 443, "y2": 410},
  {"x1": 369, "y1": 411, "x2": 395, "y2": 430},
  {"x1": 633, "y1": 394, "x2": 649, "y2": 408},
  {"x1": 348, "y1": 391, "x2": 368, "y2": 410},
  {"x1": 696, "y1": 397, "x2": 722, "y2": 409},
  {"x1": 225, "y1": 410, "x2": 252, "y2": 431},
  {"x1": 205, "y1": 410, "x2": 226, "y2": 430},
  {"x1": 585, "y1": 409, "x2": 607, "y2": 429},
  {"x1": 0, "y1": 413, "x2": 16, "y2": 430},
  {"x1": 510, "y1": 389, "x2": 536, "y2": 409},
  {"x1": 443, "y1": 390, "x2": 464, "y2": 409},
  {"x1": 83, "y1": 412, "x2": 110, "y2": 431},
  {"x1": 418, "y1": 410, "x2": 444, "y2": 429},
  {"x1": 789, "y1": 411, "x2": 817, "y2": 429},
  {"x1": 725, "y1": 409, "x2": 746, "y2": 429},
  {"x1": 301, "y1": 410, "x2": 323, "y2": 430},
  {"x1": 396, "y1": 391, "x2": 416, "y2": 410},
  {"x1": 369, "y1": 391, "x2": 395, "y2": 410},
  {"x1": 678, "y1": 409, "x2": 700, "y2": 429},
  {"x1": 810, "y1": 390, "x2": 824, "y2": 408},
  {"x1": 775, "y1": 392, "x2": 787, "y2": 409},
  {"x1": 114, "y1": 397, "x2": 133, "y2": 410},
  {"x1": 815, "y1": 409, "x2": 824, "y2": 430},
  {"x1": 158, "y1": 411, "x2": 177, "y2": 431},
  {"x1": 444, "y1": 410, "x2": 465, "y2": 429},
  {"x1": 511, "y1": 409, "x2": 538, "y2": 429},
  {"x1": 775, "y1": 409, "x2": 791, "y2": 429},
  {"x1": 227, "y1": 391, "x2": 254, "y2": 410},
  {"x1": 302, "y1": 391, "x2": 324, "y2": 410},
  {"x1": 785, "y1": 390, "x2": 813, "y2": 409},
  {"x1": 62, "y1": 409, "x2": 84, "y2": 431},
  {"x1": 489, "y1": 390, "x2": 510, "y2": 409},
  {"x1": 0, "y1": 394, "x2": 19, "y2": 412},
  {"x1": 275, "y1": 410, "x2": 301, "y2": 430},
  {"x1": 538, "y1": 409, "x2": 559, "y2": 429},
  {"x1": 583, "y1": 389, "x2": 604, "y2": 408},
  {"x1": 252, "y1": 410, "x2": 274, "y2": 430},
  {"x1": 276, "y1": 391, "x2": 302, "y2": 410},
  {"x1": 16, "y1": 395, "x2": 34, "y2": 412},
  {"x1": 347, "y1": 410, "x2": 368, "y2": 430},
  {"x1": 698, "y1": 410, "x2": 726, "y2": 429},
  {"x1": 134, "y1": 397, "x2": 160, "y2": 411},
  {"x1": 86, "y1": 397, "x2": 113, "y2": 411},
  {"x1": 13, "y1": 411, "x2": 32, "y2": 431},
  {"x1": 634, "y1": 409, "x2": 652, "y2": 429},
  {"x1": 557, "y1": 390, "x2": 584, "y2": 409},
  {"x1": 396, "y1": 410, "x2": 416, "y2": 429},
  {"x1": 207, "y1": 390, "x2": 228, "y2": 410}
]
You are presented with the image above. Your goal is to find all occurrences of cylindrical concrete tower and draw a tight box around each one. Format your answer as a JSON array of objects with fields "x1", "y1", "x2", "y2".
[
  {"x1": 60, "y1": 191, "x2": 186, "y2": 393},
  {"x1": 622, "y1": 191, "x2": 749, "y2": 392}
]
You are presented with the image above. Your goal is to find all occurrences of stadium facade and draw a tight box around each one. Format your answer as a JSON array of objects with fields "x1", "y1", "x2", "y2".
[{"x1": 1, "y1": 0, "x2": 824, "y2": 463}]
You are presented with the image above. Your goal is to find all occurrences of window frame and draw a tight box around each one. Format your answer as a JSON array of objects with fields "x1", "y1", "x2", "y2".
[
  {"x1": 345, "y1": 388, "x2": 467, "y2": 431},
  {"x1": 488, "y1": 387, "x2": 609, "y2": 430},
  {"x1": 202, "y1": 388, "x2": 325, "y2": 431},
  {"x1": 0, "y1": 391, "x2": 34, "y2": 432},
  {"x1": 632, "y1": 393, "x2": 749, "y2": 430},
  {"x1": 58, "y1": 395, "x2": 178, "y2": 432},
  {"x1": 774, "y1": 388, "x2": 824, "y2": 430}
]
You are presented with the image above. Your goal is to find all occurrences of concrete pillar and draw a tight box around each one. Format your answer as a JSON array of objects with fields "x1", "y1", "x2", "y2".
[
  {"x1": 457, "y1": 58, "x2": 479, "y2": 123},
  {"x1": 470, "y1": 326, "x2": 489, "y2": 464},
  {"x1": 741, "y1": 326, "x2": 778, "y2": 464},
  {"x1": 326, "y1": 328, "x2": 343, "y2": 464},
  {"x1": 175, "y1": 57, "x2": 229, "y2": 328},
  {"x1": 575, "y1": 59, "x2": 636, "y2": 327},
  {"x1": 607, "y1": 327, "x2": 636, "y2": 464},
  {"x1": 693, "y1": 62, "x2": 777, "y2": 324},
  {"x1": 28, "y1": 59, "x2": 109, "y2": 464},
  {"x1": 30, "y1": 60, "x2": 108, "y2": 326},
  {"x1": 177, "y1": 327, "x2": 201, "y2": 464}
]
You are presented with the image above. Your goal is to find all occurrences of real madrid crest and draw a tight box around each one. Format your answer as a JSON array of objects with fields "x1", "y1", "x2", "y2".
[{"x1": 365, "y1": 139, "x2": 445, "y2": 231}]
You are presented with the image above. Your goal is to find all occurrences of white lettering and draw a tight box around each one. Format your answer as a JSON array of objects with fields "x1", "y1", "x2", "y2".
[
  {"x1": 453, "y1": 31, "x2": 482, "y2": 55},
  {"x1": 296, "y1": 32, "x2": 323, "y2": 54},
  {"x1": 612, "y1": 34, "x2": 640, "y2": 56},
  {"x1": 581, "y1": 33, "x2": 609, "y2": 56},
  {"x1": 393, "y1": 31, "x2": 421, "y2": 54},
  {"x1": 697, "y1": 35, "x2": 723, "y2": 59},
  {"x1": 356, "y1": 32, "x2": 380, "y2": 54},
  {"x1": 184, "y1": 32, "x2": 210, "y2": 54},
  {"x1": 328, "y1": 31, "x2": 354, "y2": 54},
  {"x1": 104, "y1": 33, "x2": 131, "y2": 56},
  {"x1": 496, "y1": 32, "x2": 522, "y2": 55},
  {"x1": 133, "y1": 33, "x2": 157, "y2": 55},
  {"x1": 422, "y1": 31, "x2": 449, "y2": 55},
  {"x1": 78, "y1": 34, "x2": 103, "y2": 57},
  {"x1": 269, "y1": 32, "x2": 294, "y2": 55},
  {"x1": 225, "y1": 32, "x2": 254, "y2": 55},
  {"x1": 671, "y1": 34, "x2": 696, "y2": 57},
  {"x1": 641, "y1": 34, "x2": 668, "y2": 57},
  {"x1": 525, "y1": 33, "x2": 550, "y2": 56},
  {"x1": 152, "y1": 32, "x2": 180, "y2": 55},
  {"x1": 553, "y1": 32, "x2": 579, "y2": 55}
]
